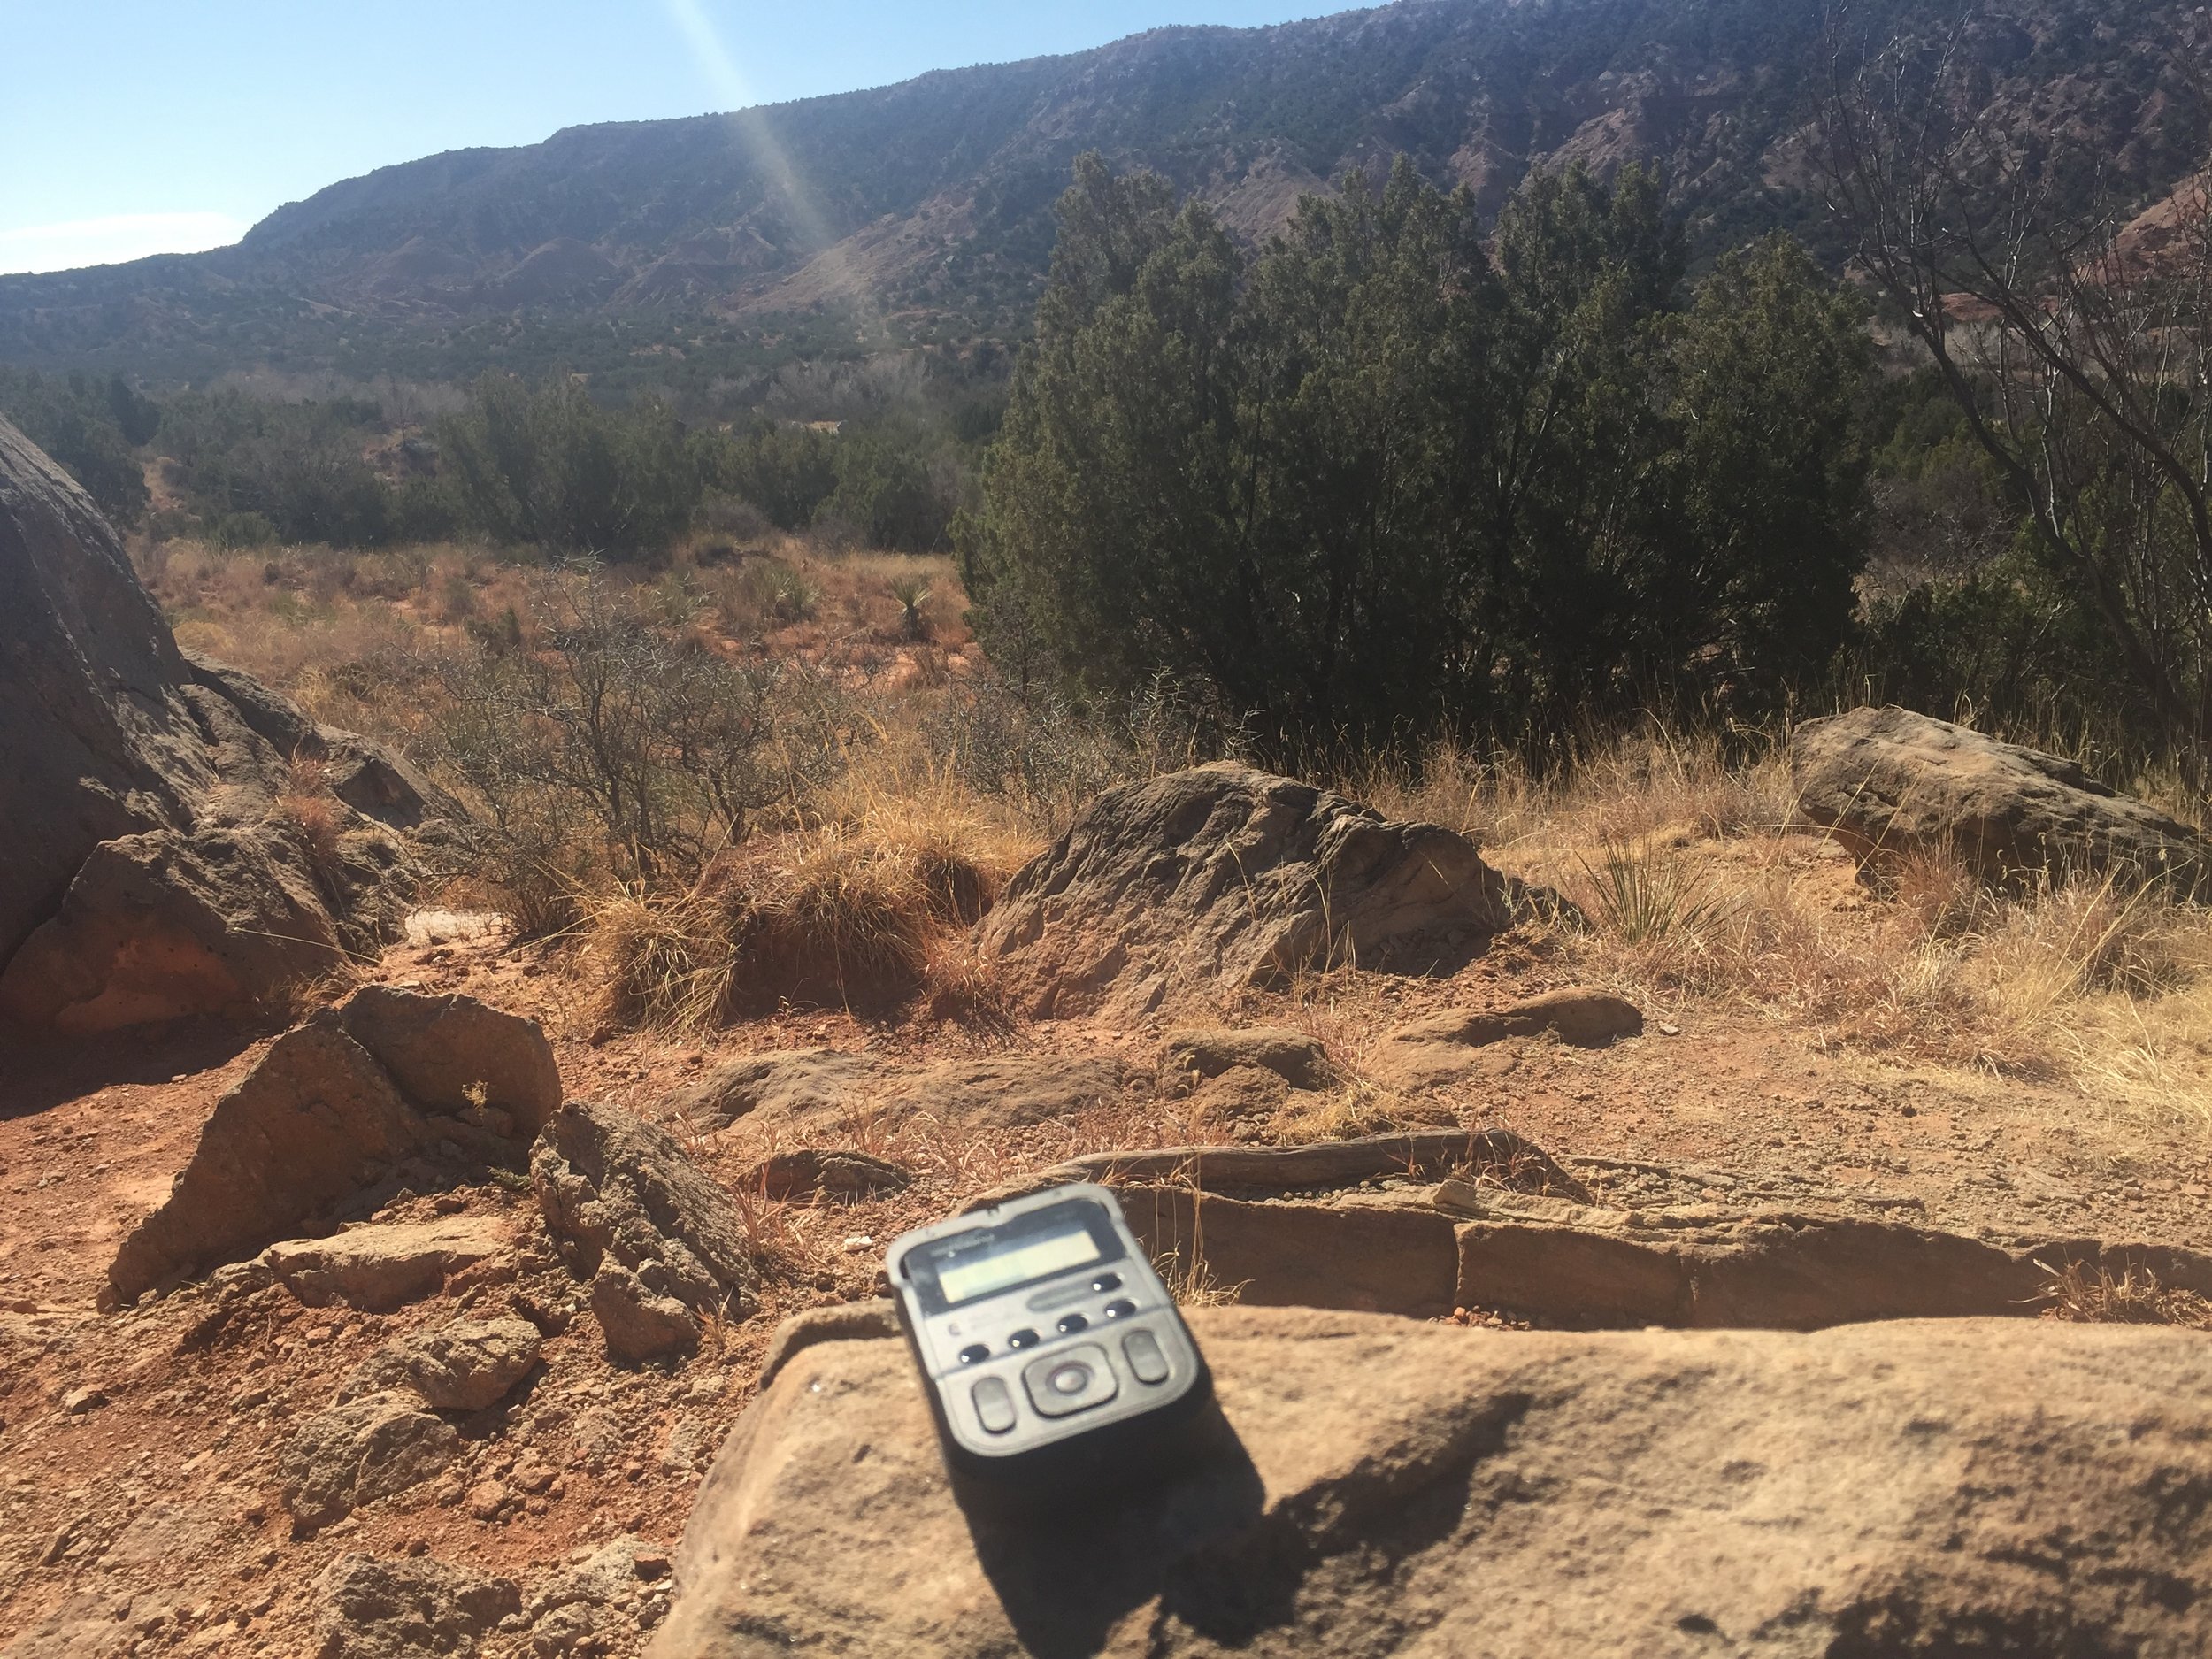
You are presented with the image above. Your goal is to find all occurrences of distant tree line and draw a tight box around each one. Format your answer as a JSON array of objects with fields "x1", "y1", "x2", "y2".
[
  {"x1": 960, "y1": 156, "x2": 1874, "y2": 753},
  {"x1": 0, "y1": 368, "x2": 965, "y2": 558}
]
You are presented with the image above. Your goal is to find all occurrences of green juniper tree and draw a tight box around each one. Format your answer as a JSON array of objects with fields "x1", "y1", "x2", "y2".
[{"x1": 959, "y1": 153, "x2": 1874, "y2": 755}]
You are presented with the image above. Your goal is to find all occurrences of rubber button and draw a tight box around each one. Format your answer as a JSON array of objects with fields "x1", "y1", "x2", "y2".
[
  {"x1": 1102, "y1": 1298, "x2": 1136, "y2": 1320},
  {"x1": 972, "y1": 1375, "x2": 1017, "y2": 1434},
  {"x1": 1056, "y1": 1312, "x2": 1088, "y2": 1334},
  {"x1": 1021, "y1": 1343, "x2": 1119, "y2": 1418},
  {"x1": 1091, "y1": 1272, "x2": 1122, "y2": 1293},
  {"x1": 1006, "y1": 1327, "x2": 1040, "y2": 1349},
  {"x1": 1122, "y1": 1327, "x2": 1171, "y2": 1385},
  {"x1": 957, "y1": 1343, "x2": 990, "y2": 1365}
]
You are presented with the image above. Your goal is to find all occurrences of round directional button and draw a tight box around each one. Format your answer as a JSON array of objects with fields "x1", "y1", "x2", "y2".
[{"x1": 1046, "y1": 1359, "x2": 1092, "y2": 1397}]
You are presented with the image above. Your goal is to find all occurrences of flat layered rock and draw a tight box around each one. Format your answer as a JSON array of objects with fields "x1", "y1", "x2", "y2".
[
  {"x1": 654, "y1": 1305, "x2": 2212, "y2": 1656},
  {"x1": 665, "y1": 1049, "x2": 1125, "y2": 1139},
  {"x1": 1370, "y1": 989, "x2": 1643, "y2": 1092},
  {"x1": 265, "y1": 1217, "x2": 515, "y2": 1312},
  {"x1": 664, "y1": 1048, "x2": 876, "y2": 1133}
]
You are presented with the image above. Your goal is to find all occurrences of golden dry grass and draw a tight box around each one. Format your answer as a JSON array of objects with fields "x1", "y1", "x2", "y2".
[
  {"x1": 2039, "y1": 1259, "x2": 2212, "y2": 1328},
  {"x1": 134, "y1": 531, "x2": 2212, "y2": 1123}
]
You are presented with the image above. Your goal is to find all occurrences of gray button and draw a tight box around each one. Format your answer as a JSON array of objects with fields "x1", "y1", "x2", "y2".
[
  {"x1": 972, "y1": 1375, "x2": 1017, "y2": 1434},
  {"x1": 1021, "y1": 1342, "x2": 1119, "y2": 1418},
  {"x1": 1122, "y1": 1327, "x2": 1171, "y2": 1385}
]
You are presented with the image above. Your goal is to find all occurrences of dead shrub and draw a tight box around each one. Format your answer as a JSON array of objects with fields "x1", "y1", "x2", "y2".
[{"x1": 2039, "y1": 1260, "x2": 2212, "y2": 1329}]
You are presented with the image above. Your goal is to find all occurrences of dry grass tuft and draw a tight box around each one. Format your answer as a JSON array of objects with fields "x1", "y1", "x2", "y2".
[
  {"x1": 588, "y1": 781, "x2": 1037, "y2": 1032},
  {"x1": 275, "y1": 752, "x2": 346, "y2": 879},
  {"x1": 2039, "y1": 1259, "x2": 2212, "y2": 1328}
]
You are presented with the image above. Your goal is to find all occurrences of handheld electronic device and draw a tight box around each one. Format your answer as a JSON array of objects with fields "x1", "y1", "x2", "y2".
[{"x1": 887, "y1": 1182, "x2": 1209, "y2": 1490}]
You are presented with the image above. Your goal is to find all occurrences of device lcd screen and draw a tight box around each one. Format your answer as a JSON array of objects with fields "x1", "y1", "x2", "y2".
[{"x1": 907, "y1": 1196, "x2": 1125, "y2": 1313}]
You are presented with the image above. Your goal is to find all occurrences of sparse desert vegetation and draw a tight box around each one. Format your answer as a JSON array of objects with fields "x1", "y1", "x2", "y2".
[{"x1": 6, "y1": 7, "x2": 2212, "y2": 1653}]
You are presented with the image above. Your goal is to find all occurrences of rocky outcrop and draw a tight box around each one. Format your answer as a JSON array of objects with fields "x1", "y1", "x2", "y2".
[
  {"x1": 1793, "y1": 705, "x2": 2209, "y2": 890},
  {"x1": 0, "y1": 415, "x2": 455, "y2": 1030},
  {"x1": 532, "y1": 1101, "x2": 760, "y2": 1363},
  {"x1": 653, "y1": 1305, "x2": 2212, "y2": 1656},
  {"x1": 975, "y1": 764, "x2": 1536, "y2": 1019},
  {"x1": 106, "y1": 988, "x2": 558, "y2": 1303}
]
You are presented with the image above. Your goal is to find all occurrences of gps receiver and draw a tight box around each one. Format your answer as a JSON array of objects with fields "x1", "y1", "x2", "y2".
[{"x1": 887, "y1": 1182, "x2": 1209, "y2": 1488}]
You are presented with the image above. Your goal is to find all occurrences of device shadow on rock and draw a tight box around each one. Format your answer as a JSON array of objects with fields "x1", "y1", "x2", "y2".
[{"x1": 956, "y1": 1394, "x2": 1270, "y2": 1659}]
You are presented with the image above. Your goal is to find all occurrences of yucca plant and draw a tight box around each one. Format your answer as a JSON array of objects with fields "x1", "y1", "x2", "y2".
[
  {"x1": 1576, "y1": 837, "x2": 1729, "y2": 949},
  {"x1": 887, "y1": 572, "x2": 932, "y2": 640}
]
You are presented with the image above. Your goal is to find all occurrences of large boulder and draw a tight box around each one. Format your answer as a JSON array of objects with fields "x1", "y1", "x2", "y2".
[
  {"x1": 1793, "y1": 705, "x2": 2209, "y2": 890},
  {"x1": 533, "y1": 1100, "x2": 761, "y2": 1363},
  {"x1": 106, "y1": 987, "x2": 558, "y2": 1303},
  {"x1": 652, "y1": 1306, "x2": 2212, "y2": 1656},
  {"x1": 0, "y1": 414, "x2": 455, "y2": 1029},
  {"x1": 975, "y1": 764, "x2": 1532, "y2": 1019}
]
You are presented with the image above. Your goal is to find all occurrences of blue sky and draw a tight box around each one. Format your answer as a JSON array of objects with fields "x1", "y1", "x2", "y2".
[{"x1": 0, "y1": 1, "x2": 1337, "y2": 275}]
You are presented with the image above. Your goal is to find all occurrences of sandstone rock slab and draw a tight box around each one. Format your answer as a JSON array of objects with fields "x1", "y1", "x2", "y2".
[
  {"x1": 742, "y1": 1148, "x2": 911, "y2": 1202},
  {"x1": 976, "y1": 764, "x2": 1532, "y2": 1019},
  {"x1": 1793, "y1": 704, "x2": 2209, "y2": 890},
  {"x1": 338, "y1": 983, "x2": 561, "y2": 1132},
  {"x1": 653, "y1": 1306, "x2": 2212, "y2": 1656},
  {"x1": 1162, "y1": 1026, "x2": 1333, "y2": 1089},
  {"x1": 264, "y1": 1217, "x2": 516, "y2": 1312},
  {"x1": 1371, "y1": 988, "x2": 1643, "y2": 1092},
  {"x1": 885, "y1": 1054, "x2": 1125, "y2": 1133},
  {"x1": 591, "y1": 1262, "x2": 704, "y2": 1364},
  {"x1": 667, "y1": 1048, "x2": 1125, "y2": 1140},
  {"x1": 665, "y1": 1048, "x2": 876, "y2": 1133},
  {"x1": 107, "y1": 987, "x2": 551, "y2": 1303}
]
